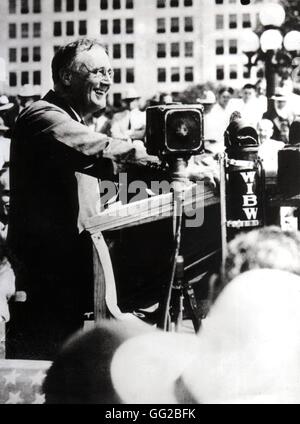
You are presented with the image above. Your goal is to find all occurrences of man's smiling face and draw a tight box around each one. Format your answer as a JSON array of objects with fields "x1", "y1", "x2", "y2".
[{"x1": 69, "y1": 45, "x2": 112, "y2": 117}]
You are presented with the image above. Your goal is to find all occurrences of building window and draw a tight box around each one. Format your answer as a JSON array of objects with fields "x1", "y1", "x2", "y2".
[
  {"x1": 113, "y1": 44, "x2": 121, "y2": 59},
  {"x1": 79, "y1": 20, "x2": 87, "y2": 35},
  {"x1": 157, "y1": 67, "x2": 166, "y2": 82},
  {"x1": 229, "y1": 65, "x2": 238, "y2": 79},
  {"x1": 126, "y1": 68, "x2": 134, "y2": 83},
  {"x1": 33, "y1": 70, "x2": 41, "y2": 85},
  {"x1": 114, "y1": 68, "x2": 121, "y2": 83},
  {"x1": 21, "y1": 47, "x2": 29, "y2": 62},
  {"x1": 229, "y1": 14, "x2": 237, "y2": 29},
  {"x1": 33, "y1": 22, "x2": 41, "y2": 37},
  {"x1": 113, "y1": 0, "x2": 120, "y2": 9},
  {"x1": 9, "y1": 0, "x2": 16, "y2": 14},
  {"x1": 215, "y1": 0, "x2": 223, "y2": 4},
  {"x1": 66, "y1": 21, "x2": 74, "y2": 36},
  {"x1": 100, "y1": 20, "x2": 108, "y2": 34},
  {"x1": 66, "y1": 0, "x2": 74, "y2": 11},
  {"x1": 184, "y1": 17, "x2": 193, "y2": 32},
  {"x1": 113, "y1": 93, "x2": 122, "y2": 107},
  {"x1": 21, "y1": 0, "x2": 29, "y2": 13},
  {"x1": 54, "y1": 0, "x2": 62, "y2": 12},
  {"x1": 185, "y1": 66, "x2": 193, "y2": 82},
  {"x1": 53, "y1": 45, "x2": 61, "y2": 54},
  {"x1": 113, "y1": 19, "x2": 121, "y2": 34},
  {"x1": 9, "y1": 72, "x2": 17, "y2": 87},
  {"x1": 9, "y1": 48, "x2": 17, "y2": 63},
  {"x1": 242, "y1": 13, "x2": 251, "y2": 28},
  {"x1": 171, "y1": 17, "x2": 179, "y2": 32},
  {"x1": 216, "y1": 40, "x2": 224, "y2": 55},
  {"x1": 100, "y1": 0, "x2": 108, "y2": 9},
  {"x1": 21, "y1": 23, "x2": 29, "y2": 38},
  {"x1": 184, "y1": 0, "x2": 192, "y2": 6},
  {"x1": 157, "y1": 43, "x2": 166, "y2": 58},
  {"x1": 171, "y1": 67, "x2": 180, "y2": 82},
  {"x1": 157, "y1": 0, "x2": 166, "y2": 7},
  {"x1": 126, "y1": 19, "x2": 134, "y2": 34},
  {"x1": 170, "y1": 0, "x2": 179, "y2": 7},
  {"x1": 54, "y1": 21, "x2": 62, "y2": 36},
  {"x1": 216, "y1": 15, "x2": 224, "y2": 30},
  {"x1": 126, "y1": 43, "x2": 134, "y2": 58},
  {"x1": 243, "y1": 66, "x2": 251, "y2": 79},
  {"x1": 184, "y1": 41, "x2": 193, "y2": 57},
  {"x1": 9, "y1": 23, "x2": 17, "y2": 38},
  {"x1": 33, "y1": 46, "x2": 41, "y2": 61},
  {"x1": 79, "y1": 0, "x2": 87, "y2": 11},
  {"x1": 171, "y1": 42, "x2": 180, "y2": 57},
  {"x1": 157, "y1": 18, "x2": 165, "y2": 33},
  {"x1": 21, "y1": 71, "x2": 29, "y2": 85},
  {"x1": 229, "y1": 39, "x2": 238, "y2": 54},
  {"x1": 126, "y1": 0, "x2": 134, "y2": 8},
  {"x1": 33, "y1": 0, "x2": 41, "y2": 13},
  {"x1": 216, "y1": 65, "x2": 224, "y2": 80}
]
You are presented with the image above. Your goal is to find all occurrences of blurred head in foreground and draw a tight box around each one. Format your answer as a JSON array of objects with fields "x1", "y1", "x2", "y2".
[
  {"x1": 111, "y1": 269, "x2": 300, "y2": 404},
  {"x1": 223, "y1": 226, "x2": 300, "y2": 285}
]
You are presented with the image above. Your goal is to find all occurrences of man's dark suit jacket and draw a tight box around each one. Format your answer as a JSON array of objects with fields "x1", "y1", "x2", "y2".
[{"x1": 6, "y1": 90, "x2": 114, "y2": 359}]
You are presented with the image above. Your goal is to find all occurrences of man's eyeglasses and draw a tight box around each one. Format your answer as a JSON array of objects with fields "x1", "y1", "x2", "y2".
[{"x1": 75, "y1": 63, "x2": 114, "y2": 83}]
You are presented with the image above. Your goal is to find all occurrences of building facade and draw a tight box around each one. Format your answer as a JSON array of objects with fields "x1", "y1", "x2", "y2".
[{"x1": 0, "y1": 0, "x2": 269, "y2": 104}]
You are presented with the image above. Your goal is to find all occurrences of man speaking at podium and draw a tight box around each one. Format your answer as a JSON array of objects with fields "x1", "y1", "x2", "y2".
[{"x1": 6, "y1": 39, "x2": 140, "y2": 360}]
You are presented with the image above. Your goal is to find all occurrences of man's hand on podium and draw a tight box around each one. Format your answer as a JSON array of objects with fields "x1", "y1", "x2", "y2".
[{"x1": 187, "y1": 158, "x2": 220, "y2": 190}]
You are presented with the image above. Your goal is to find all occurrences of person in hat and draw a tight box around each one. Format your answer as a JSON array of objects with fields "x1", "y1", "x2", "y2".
[
  {"x1": 257, "y1": 119, "x2": 284, "y2": 176},
  {"x1": 6, "y1": 38, "x2": 143, "y2": 360},
  {"x1": 0, "y1": 118, "x2": 11, "y2": 170},
  {"x1": 110, "y1": 268, "x2": 300, "y2": 404},
  {"x1": 228, "y1": 84, "x2": 266, "y2": 129},
  {"x1": 17, "y1": 84, "x2": 40, "y2": 112},
  {"x1": 43, "y1": 318, "x2": 154, "y2": 404},
  {"x1": 0, "y1": 95, "x2": 15, "y2": 137},
  {"x1": 203, "y1": 87, "x2": 234, "y2": 155},
  {"x1": 263, "y1": 87, "x2": 295, "y2": 142},
  {"x1": 111, "y1": 87, "x2": 146, "y2": 141},
  {"x1": 0, "y1": 95, "x2": 14, "y2": 114}
]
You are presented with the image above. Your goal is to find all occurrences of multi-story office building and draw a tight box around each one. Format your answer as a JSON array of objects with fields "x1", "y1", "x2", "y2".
[{"x1": 0, "y1": 0, "x2": 270, "y2": 104}]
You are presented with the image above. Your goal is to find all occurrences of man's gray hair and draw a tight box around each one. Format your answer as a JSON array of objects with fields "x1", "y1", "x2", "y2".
[{"x1": 51, "y1": 38, "x2": 107, "y2": 84}]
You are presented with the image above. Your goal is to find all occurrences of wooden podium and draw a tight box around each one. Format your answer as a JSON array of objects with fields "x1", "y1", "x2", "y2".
[{"x1": 84, "y1": 183, "x2": 221, "y2": 327}]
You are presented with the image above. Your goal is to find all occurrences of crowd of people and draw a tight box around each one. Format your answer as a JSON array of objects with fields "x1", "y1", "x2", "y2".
[{"x1": 0, "y1": 37, "x2": 300, "y2": 403}]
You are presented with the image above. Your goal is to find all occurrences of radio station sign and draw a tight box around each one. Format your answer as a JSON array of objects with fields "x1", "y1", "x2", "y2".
[{"x1": 226, "y1": 165, "x2": 264, "y2": 229}]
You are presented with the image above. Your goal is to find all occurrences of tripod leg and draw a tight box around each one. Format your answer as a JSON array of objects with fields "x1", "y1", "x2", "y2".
[{"x1": 184, "y1": 284, "x2": 202, "y2": 333}]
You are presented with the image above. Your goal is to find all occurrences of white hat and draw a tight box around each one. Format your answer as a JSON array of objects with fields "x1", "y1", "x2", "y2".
[
  {"x1": 197, "y1": 90, "x2": 216, "y2": 104},
  {"x1": 18, "y1": 84, "x2": 38, "y2": 98},
  {"x1": 122, "y1": 87, "x2": 140, "y2": 101},
  {"x1": 271, "y1": 87, "x2": 289, "y2": 101},
  {"x1": 111, "y1": 269, "x2": 300, "y2": 404},
  {"x1": 0, "y1": 95, "x2": 14, "y2": 112}
]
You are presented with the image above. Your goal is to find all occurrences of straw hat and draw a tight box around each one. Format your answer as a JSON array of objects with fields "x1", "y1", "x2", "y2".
[
  {"x1": 0, "y1": 95, "x2": 14, "y2": 112},
  {"x1": 197, "y1": 90, "x2": 216, "y2": 104},
  {"x1": 43, "y1": 319, "x2": 154, "y2": 404},
  {"x1": 122, "y1": 87, "x2": 140, "y2": 101},
  {"x1": 271, "y1": 87, "x2": 289, "y2": 101},
  {"x1": 18, "y1": 84, "x2": 38, "y2": 98},
  {"x1": 111, "y1": 269, "x2": 300, "y2": 404}
]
